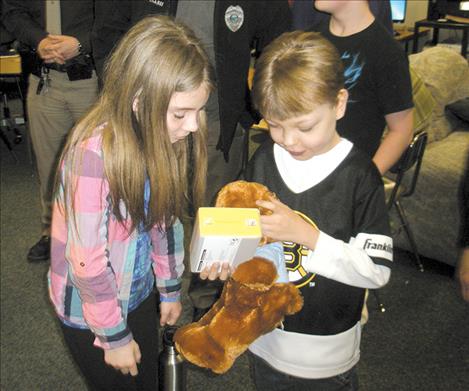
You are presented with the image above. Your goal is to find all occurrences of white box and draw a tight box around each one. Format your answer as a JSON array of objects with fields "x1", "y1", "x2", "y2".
[{"x1": 190, "y1": 207, "x2": 262, "y2": 273}]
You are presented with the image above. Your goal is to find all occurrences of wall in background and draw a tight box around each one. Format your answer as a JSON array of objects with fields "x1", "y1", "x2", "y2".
[
  {"x1": 406, "y1": 0, "x2": 429, "y2": 27},
  {"x1": 393, "y1": 1, "x2": 427, "y2": 31}
]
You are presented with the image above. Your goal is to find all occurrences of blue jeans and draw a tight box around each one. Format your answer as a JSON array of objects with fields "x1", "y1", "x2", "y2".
[{"x1": 248, "y1": 352, "x2": 359, "y2": 391}]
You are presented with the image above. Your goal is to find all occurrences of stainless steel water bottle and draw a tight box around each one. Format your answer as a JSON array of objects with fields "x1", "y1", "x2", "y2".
[{"x1": 158, "y1": 326, "x2": 186, "y2": 391}]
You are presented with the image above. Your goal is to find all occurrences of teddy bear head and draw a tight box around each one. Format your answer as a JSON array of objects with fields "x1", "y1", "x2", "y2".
[{"x1": 231, "y1": 256, "x2": 278, "y2": 291}]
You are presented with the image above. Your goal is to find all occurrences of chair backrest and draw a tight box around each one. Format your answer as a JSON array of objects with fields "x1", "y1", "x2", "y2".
[
  {"x1": 0, "y1": 51, "x2": 22, "y2": 76},
  {"x1": 387, "y1": 131, "x2": 428, "y2": 208}
]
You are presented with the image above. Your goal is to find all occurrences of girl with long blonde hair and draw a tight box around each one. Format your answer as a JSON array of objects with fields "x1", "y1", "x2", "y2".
[{"x1": 48, "y1": 16, "x2": 213, "y2": 390}]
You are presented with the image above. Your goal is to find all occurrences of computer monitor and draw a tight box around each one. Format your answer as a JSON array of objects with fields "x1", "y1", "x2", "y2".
[
  {"x1": 447, "y1": 0, "x2": 469, "y2": 18},
  {"x1": 428, "y1": 0, "x2": 469, "y2": 20},
  {"x1": 390, "y1": 0, "x2": 407, "y2": 23}
]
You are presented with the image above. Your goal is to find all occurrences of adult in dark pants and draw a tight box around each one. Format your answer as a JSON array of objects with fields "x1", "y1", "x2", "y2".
[
  {"x1": 2, "y1": 0, "x2": 98, "y2": 262},
  {"x1": 92, "y1": 0, "x2": 292, "y2": 319}
]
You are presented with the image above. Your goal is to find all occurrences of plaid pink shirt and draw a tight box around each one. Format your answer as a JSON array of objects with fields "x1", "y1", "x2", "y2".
[{"x1": 48, "y1": 128, "x2": 184, "y2": 350}]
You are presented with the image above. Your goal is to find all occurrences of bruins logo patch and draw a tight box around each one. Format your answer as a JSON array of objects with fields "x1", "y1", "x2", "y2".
[{"x1": 284, "y1": 211, "x2": 317, "y2": 288}]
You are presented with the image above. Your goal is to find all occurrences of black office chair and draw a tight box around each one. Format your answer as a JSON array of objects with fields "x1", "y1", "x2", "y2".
[
  {"x1": 0, "y1": 49, "x2": 24, "y2": 162},
  {"x1": 369, "y1": 131, "x2": 428, "y2": 315},
  {"x1": 384, "y1": 131, "x2": 428, "y2": 272}
]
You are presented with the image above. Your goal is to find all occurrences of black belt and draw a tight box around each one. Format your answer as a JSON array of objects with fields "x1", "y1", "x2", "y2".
[{"x1": 44, "y1": 63, "x2": 68, "y2": 73}]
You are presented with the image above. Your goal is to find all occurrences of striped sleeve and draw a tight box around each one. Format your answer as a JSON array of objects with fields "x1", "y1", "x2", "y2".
[
  {"x1": 65, "y1": 143, "x2": 131, "y2": 350},
  {"x1": 151, "y1": 218, "x2": 185, "y2": 301}
]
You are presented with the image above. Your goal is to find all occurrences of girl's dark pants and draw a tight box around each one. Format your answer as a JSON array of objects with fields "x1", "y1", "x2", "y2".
[{"x1": 60, "y1": 292, "x2": 159, "y2": 391}]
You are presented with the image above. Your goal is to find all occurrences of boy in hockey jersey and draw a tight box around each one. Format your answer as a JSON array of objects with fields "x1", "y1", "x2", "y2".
[{"x1": 246, "y1": 31, "x2": 392, "y2": 390}]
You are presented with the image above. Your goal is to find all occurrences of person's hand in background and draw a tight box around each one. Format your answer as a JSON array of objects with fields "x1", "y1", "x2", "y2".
[{"x1": 37, "y1": 34, "x2": 80, "y2": 64}]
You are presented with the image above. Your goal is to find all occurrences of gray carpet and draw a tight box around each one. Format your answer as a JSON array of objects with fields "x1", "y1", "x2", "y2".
[{"x1": 1, "y1": 125, "x2": 469, "y2": 391}]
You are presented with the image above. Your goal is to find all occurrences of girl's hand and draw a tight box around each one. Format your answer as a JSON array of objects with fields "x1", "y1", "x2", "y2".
[
  {"x1": 256, "y1": 198, "x2": 319, "y2": 250},
  {"x1": 199, "y1": 262, "x2": 231, "y2": 281},
  {"x1": 104, "y1": 339, "x2": 141, "y2": 376},
  {"x1": 159, "y1": 301, "x2": 182, "y2": 326}
]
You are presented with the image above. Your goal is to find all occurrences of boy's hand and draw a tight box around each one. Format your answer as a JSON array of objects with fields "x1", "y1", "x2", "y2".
[{"x1": 256, "y1": 198, "x2": 319, "y2": 250}]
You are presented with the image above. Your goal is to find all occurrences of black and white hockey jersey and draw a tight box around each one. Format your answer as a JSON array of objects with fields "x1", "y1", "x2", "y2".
[{"x1": 246, "y1": 138, "x2": 392, "y2": 379}]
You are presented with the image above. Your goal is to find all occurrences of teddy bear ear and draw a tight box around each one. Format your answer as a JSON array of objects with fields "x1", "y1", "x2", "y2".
[{"x1": 215, "y1": 180, "x2": 246, "y2": 207}]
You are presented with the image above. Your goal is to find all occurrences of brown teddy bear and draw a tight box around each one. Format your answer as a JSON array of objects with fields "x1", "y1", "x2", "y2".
[{"x1": 174, "y1": 181, "x2": 303, "y2": 374}]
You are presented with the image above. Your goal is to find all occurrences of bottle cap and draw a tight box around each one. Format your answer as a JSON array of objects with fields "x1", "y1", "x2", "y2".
[{"x1": 163, "y1": 325, "x2": 178, "y2": 347}]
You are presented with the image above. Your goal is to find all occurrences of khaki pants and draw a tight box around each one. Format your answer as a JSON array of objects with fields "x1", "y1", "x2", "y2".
[
  {"x1": 27, "y1": 70, "x2": 98, "y2": 234},
  {"x1": 205, "y1": 123, "x2": 245, "y2": 205}
]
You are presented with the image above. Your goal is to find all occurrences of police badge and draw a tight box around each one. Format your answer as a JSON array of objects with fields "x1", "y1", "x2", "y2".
[{"x1": 224, "y1": 5, "x2": 244, "y2": 32}]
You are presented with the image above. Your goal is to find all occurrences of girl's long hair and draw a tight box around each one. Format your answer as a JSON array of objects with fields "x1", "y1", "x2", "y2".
[{"x1": 57, "y1": 16, "x2": 213, "y2": 232}]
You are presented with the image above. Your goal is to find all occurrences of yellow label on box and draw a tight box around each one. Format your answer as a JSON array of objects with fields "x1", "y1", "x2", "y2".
[
  {"x1": 197, "y1": 207, "x2": 261, "y2": 236},
  {"x1": 190, "y1": 207, "x2": 262, "y2": 272}
]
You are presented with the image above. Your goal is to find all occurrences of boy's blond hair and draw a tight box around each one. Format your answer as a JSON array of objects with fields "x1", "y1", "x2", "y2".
[{"x1": 252, "y1": 31, "x2": 344, "y2": 121}]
